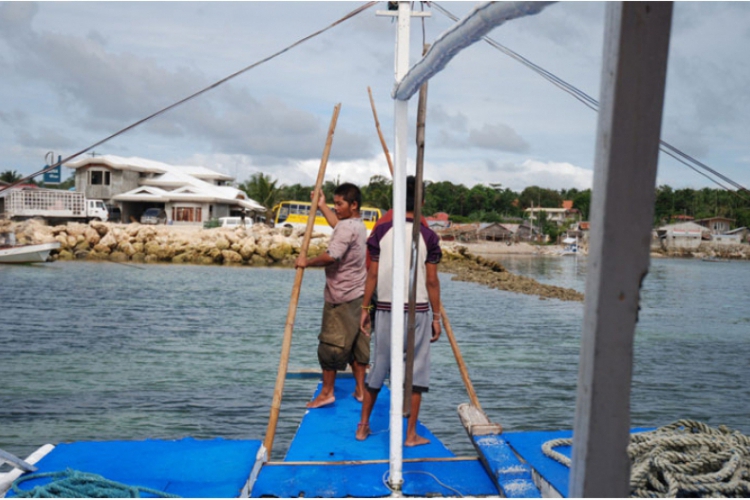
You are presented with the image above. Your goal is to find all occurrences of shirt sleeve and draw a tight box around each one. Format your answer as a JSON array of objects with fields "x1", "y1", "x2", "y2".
[
  {"x1": 367, "y1": 228, "x2": 382, "y2": 263},
  {"x1": 422, "y1": 226, "x2": 442, "y2": 264},
  {"x1": 327, "y1": 220, "x2": 353, "y2": 261}
]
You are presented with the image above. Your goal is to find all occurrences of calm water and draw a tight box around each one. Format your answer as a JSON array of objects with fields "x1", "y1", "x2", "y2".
[{"x1": 1, "y1": 257, "x2": 748, "y2": 461}]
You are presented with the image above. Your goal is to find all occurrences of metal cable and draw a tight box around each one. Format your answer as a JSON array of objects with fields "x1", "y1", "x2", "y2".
[
  {"x1": 431, "y1": 2, "x2": 750, "y2": 203},
  {"x1": 0, "y1": 1, "x2": 377, "y2": 194}
]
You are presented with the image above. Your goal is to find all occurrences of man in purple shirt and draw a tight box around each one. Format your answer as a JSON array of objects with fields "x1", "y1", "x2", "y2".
[
  {"x1": 295, "y1": 183, "x2": 368, "y2": 408},
  {"x1": 356, "y1": 176, "x2": 442, "y2": 446}
]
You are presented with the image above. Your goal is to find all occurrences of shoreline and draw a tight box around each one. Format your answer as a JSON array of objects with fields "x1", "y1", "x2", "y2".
[{"x1": 3, "y1": 219, "x2": 588, "y2": 301}]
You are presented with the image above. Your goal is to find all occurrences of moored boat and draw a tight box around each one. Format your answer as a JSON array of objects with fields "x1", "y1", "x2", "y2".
[{"x1": 0, "y1": 242, "x2": 60, "y2": 264}]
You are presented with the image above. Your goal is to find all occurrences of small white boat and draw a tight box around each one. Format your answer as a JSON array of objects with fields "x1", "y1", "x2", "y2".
[{"x1": 0, "y1": 242, "x2": 60, "y2": 264}]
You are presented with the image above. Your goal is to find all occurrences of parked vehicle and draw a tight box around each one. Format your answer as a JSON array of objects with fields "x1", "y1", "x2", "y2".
[
  {"x1": 106, "y1": 205, "x2": 122, "y2": 223},
  {"x1": 0, "y1": 188, "x2": 108, "y2": 223},
  {"x1": 140, "y1": 208, "x2": 167, "y2": 225},
  {"x1": 218, "y1": 216, "x2": 253, "y2": 228}
]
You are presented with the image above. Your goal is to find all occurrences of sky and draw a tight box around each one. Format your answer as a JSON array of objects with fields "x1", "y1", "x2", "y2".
[{"x1": 1, "y1": 1, "x2": 749, "y2": 193}]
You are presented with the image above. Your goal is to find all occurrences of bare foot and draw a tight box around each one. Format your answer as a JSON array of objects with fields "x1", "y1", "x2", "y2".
[
  {"x1": 352, "y1": 391, "x2": 363, "y2": 403},
  {"x1": 355, "y1": 422, "x2": 370, "y2": 441},
  {"x1": 306, "y1": 394, "x2": 335, "y2": 408},
  {"x1": 404, "y1": 434, "x2": 430, "y2": 447}
]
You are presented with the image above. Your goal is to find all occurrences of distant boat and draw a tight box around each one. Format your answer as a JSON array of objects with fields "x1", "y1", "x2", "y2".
[
  {"x1": 701, "y1": 256, "x2": 729, "y2": 263},
  {"x1": 0, "y1": 242, "x2": 60, "y2": 264},
  {"x1": 559, "y1": 236, "x2": 578, "y2": 256}
]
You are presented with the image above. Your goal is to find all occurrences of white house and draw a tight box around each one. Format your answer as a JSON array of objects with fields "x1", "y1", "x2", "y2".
[
  {"x1": 65, "y1": 155, "x2": 264, "y2": 224},
  {"x1": 656, "y1": 221, "x2": 709, "y2": 250},
  {"x1": 523, "y1": 207, "x2": 580, "y2": 226}
]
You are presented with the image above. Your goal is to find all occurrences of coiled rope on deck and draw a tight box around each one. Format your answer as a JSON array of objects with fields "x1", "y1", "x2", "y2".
[
  {"x1": 542, "y1": 420, "x2": 750, "y2": 497},
  {"x1": 12, "y1": 468, "x2": 180, "y2": 498}
]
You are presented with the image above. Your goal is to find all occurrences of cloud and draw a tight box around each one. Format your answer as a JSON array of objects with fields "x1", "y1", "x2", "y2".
[
  {"x1": 468, "y1": 123, "x2": 530, "y2": 153},
  {"x1": 0, "y1": 1, "x2": 374, "y2": 168},
  {"x1": 427, "y1": 158, "x2": 592, "y2": 192}
]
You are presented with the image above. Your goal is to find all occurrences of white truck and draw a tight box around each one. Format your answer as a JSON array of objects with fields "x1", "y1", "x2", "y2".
[{"x1": 0, "y1": 188, "x2": 108, "y2": 223}]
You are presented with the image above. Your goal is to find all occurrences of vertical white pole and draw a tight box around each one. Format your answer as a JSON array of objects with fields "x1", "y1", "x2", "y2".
[
  {"x1": 389, "y1": 0, "x2": 410, "y2": 491},
  {"x1": 570, "y1": 2, "x2": 672, "y2": 497}
]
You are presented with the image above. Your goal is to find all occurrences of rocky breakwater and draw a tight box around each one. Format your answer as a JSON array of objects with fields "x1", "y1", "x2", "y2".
[
  {"x1": 440, "y1": 244, "x2": 585, "y2": 302},
  {"x1": 3, "y1": 219, "x2": 329, "y2": 266},
  {"x1": 5, "y1": 220, "x2": 584, "y2": 301}
]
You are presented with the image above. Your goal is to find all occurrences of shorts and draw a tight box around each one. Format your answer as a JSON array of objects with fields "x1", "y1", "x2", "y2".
[
  {"x1": 317, "y1": 296, "x2": 369, "y2": 371},
  {"x1": 366, "y1": 309, "x2": 431, "y2": 393}
]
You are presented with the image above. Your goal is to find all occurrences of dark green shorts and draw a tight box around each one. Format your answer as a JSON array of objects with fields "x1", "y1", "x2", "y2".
[{"x1": 318, "y1": 296, "x2": 369, "y2": 371}]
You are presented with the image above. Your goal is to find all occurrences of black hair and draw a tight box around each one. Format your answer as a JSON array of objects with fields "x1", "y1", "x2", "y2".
[
  {"x1": 334, "y1": 183, "x2": 361, "y2": 211},
  {"x1": 406, "y1": 176, "x2": 425, "y2": 212}
]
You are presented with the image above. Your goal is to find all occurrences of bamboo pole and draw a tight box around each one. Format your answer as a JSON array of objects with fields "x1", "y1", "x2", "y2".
[
  {"x1": 440, "y1": 305, "x2": 482, "y2": 412},
  {"x1": 367, "y1": 86, "x2": 394, "y2": 176},
  {"x1": 403, "y1": 46, "x2": 430, "y2": 416},
  {"x1": 263, "y1": 103, "x2": 342, "y2": 459}
]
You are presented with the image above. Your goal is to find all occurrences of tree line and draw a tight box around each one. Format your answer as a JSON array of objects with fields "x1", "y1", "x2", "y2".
[
  {"x1": 5, "y1": 169, "x2": 749, "y2": 231},
  {"x1": 239, "y1": 172, "x2": 750, "y2": 229}
]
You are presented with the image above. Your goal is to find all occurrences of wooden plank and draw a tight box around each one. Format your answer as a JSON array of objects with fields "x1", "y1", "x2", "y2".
[{"x1": 570, "y1": 2, "x2": 673, "y2": 497}]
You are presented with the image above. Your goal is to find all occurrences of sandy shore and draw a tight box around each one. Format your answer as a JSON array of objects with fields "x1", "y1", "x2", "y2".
[{"x1": 459, "y1": 241, "x2": 540, "y2": 255}]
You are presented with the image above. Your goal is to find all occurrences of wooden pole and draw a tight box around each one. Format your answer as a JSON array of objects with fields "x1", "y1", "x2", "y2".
[
  {"x1": 440, "y1": 306, "x2": 482, "y2": 412},
  {"x1": 570, "y1": 2, "x2": 672, "y2": 496},
  {"x1": 367, "y1": 86, "x2": 394, "y2": 176},
  {"x1": 403, "y1": 44, "x2": 430, "y2": 416},
  {"x1": 263, "y1": 103, "x2": 342, "y2": 459}
]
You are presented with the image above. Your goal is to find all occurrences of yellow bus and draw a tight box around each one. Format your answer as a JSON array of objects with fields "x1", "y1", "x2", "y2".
[{"x1": 272, "y1": 201, "x2": 382, "y2": 235}]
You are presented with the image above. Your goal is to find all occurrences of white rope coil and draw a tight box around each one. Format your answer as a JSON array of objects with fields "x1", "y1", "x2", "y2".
[{"x1": 542, "y1": 419, "x2": 750, "y2": 497}]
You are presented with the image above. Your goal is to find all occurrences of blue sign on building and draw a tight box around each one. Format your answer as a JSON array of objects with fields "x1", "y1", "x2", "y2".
[
  {"x1": 43, "y1": 164, "x2": 62, "y2": 184},
  {"x1": 42, "y1": 155, "x2": 63, "y2": 184}
]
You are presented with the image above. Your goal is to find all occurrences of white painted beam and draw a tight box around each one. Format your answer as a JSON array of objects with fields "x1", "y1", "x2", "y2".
[
  {"x1": 570, "y1": 2, "x2": 673, "y2": 497},
  {"x1": 388, "y1": 0, "x2": 411, "y2": 491},
  {"x1": 392, "y1": 1, "x2": 554, "y2": 101}
]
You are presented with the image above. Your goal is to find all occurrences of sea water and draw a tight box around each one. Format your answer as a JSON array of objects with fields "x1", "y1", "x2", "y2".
[{"x1": 1, "y1": 257, "x2": 748, "y2": 461}]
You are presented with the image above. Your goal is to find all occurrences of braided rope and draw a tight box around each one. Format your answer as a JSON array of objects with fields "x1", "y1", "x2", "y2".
[
  {"x1": 542, "y1": 420, "x2": 750, "y2": 497},
  {"x1": 12, "y1": 468, "x2": 180, "y2": 498}
]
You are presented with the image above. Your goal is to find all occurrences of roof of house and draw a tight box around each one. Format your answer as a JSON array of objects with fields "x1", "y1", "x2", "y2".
[
  {"x1": 65, "y1": 155, "x2": 264, "y2": 211},
  {"x1": 697, "y1": 216, "x2": 735, "y2": 223},
  {"x1": 658, "y1": 221, "x2": 709, "y2": 234}
]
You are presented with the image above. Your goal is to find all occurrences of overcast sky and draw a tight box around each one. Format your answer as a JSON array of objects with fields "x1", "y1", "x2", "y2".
[{"x1": 1, "y1": 1, "x2": 748, "y2": 192}]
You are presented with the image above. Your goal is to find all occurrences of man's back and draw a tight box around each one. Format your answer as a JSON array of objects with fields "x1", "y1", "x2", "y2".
[
  {"x1": 366, "y1": 218, "x2": 441, "y2": 307},
  {"x1": 324, "y1": 217, "x2": 367, "y2": 304}
]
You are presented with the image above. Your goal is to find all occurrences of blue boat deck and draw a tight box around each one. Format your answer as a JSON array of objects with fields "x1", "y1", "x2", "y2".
[
  {"x1": 3, "y1": 374, "x2": 656, "y2": 497},
  {"x1": 6, "y1": 438, "x2": 262, "y2": 498},
  {"x1": 251, "y1": 377, "x2": 500, "y2": 497}
]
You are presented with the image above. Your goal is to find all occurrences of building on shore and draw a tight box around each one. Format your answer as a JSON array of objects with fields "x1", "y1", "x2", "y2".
[{"x1": 65, "y1": 155, "x2": 265, "y2": 225}]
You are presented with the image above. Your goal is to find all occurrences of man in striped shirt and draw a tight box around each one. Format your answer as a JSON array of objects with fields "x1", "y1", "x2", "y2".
[{"x1": 355, "y1": 176, "x2": 442, "y2": 446}]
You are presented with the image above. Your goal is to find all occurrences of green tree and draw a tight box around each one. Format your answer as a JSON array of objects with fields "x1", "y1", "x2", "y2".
[
  {"x1": 239, "y1": 172, "x2": 280, "y2": 209},
  {"x1": 573, "y1": 189, "x2": 592, "y2": 221},
  {"x1": 519, "y1": 186, "x2": 563, "y2": 210},
  {"x1": 361, "y1": 175, "x2": 392, "y2": 210},
  {"x1": 0, "y1": 170, "x2": 23, "y2": 183}
]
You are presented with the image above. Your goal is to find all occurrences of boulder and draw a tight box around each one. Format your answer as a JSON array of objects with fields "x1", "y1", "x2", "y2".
[
  {"x1": 269, "y1": 241, "x2": 293, "y2": 261},
  {"x1": 110, "y1": 251, "x2": 128, "y2": 262},
  {"x1": 89, "y1": 221, "x2": 109, "y2": 236},
  {"x1": 57, "y1": 249, "x2": 75, "y2": 261},
  {"x1": 215, "y1": 237, "x2": 230, "y2": 250},
  {"x1": 222, "y1": 250, "x2": 243, "y2": 264}
]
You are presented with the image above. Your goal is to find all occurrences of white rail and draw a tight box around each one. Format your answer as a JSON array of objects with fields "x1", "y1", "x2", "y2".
[{"x1": 392, "y1": 1, "x2": 555, "y2": 101}]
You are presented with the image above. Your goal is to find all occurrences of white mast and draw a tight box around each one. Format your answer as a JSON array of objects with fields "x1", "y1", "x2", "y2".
[
  {"x1": 389, "y1": 1, "x2": 410, "y2": 491},
  {"x1": 375, "y1": 1, "x2": 429, "y2": 491}
]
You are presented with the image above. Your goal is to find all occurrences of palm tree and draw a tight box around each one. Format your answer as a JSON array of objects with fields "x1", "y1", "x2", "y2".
[
  {"x1": 0, "y1": 170, "x2": 23, "y2": 184},
  {"x1": 239, "y1": 172, "x2": 280, "y2": 208}
]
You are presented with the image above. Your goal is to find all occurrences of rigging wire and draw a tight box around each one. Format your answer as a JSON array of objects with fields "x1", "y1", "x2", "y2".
[
  {"x1": 0, "y1": 1, "x2": 378, "y2": 195},
  {"x1": 431, "y1": 2, "x2": 750, "y2": 204}
]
